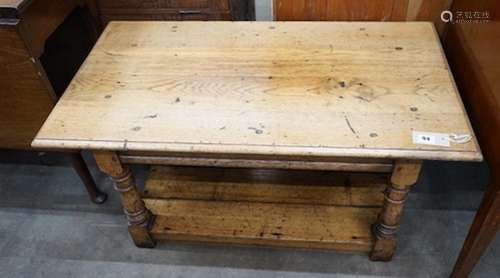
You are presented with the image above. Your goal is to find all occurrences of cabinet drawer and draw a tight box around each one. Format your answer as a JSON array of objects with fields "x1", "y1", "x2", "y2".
[
  {"x1": 99, "y1": 0, "x2": 160, "y2": 9},
  {"x1": 101, "y1": 11, "x2": 231, "y2": 25},
  {"x1": 160, "y1": 0, "x2": 209, "y2": 9},
  {"x1": 98, "y1": 0, "x2": 228, "y2": 10}
]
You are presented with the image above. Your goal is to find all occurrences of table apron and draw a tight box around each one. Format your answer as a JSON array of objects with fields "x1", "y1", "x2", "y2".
[{"x1": 119, "y1": 154, "x2": 394, "y2": 173}]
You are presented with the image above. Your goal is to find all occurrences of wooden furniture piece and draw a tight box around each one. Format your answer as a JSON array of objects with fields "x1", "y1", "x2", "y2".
[
  {"x1": 443, "y1": 0, "x2": 499, "y2": 276},
  {"x1": 95, "y1": 0, "x2": 251, "y2": 26},
  {"x1": 0, "y1": 0, "x2": 107, "y2": 203},
  {"x1": 274, "y1": 0, "x2": 453, "y2": 35},
  {"x1": 33, "y1": 21, "x2": 482, "y2": 260}
]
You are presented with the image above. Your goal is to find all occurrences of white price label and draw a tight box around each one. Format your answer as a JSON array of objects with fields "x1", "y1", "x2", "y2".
[{"x1": 412, "y1": 131, "x2": 450, "y2": 147}]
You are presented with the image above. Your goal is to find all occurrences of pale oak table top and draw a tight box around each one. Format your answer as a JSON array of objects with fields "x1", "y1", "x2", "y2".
[{"x1": 32, "y1": 21, "x2": 482, "y2": 161}]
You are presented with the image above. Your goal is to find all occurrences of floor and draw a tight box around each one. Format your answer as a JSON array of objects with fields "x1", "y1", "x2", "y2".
[{"x1": 0, "y1": 151, "x2": 498, "y2": 278}]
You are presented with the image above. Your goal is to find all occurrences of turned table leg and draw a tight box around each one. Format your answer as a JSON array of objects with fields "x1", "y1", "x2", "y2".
[
  {"x1": 69, "y1": 152, "x2": 107, "y2": 204},
  {"x1": 370, "y1": 160, "x2": 422, "y2": 261},
  {"x1": 93, "y1": 151, "x2": 156, "y2": 248}
]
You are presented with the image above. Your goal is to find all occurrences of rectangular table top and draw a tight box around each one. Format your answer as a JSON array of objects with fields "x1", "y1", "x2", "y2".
[{"x1": 32, "y1": 21, "x2": 482, "y2": 161}]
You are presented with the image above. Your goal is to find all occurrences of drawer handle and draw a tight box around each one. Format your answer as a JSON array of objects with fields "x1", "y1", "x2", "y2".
[{"x1": 178, "y1": 10, "x2": 203, "y2": 15}]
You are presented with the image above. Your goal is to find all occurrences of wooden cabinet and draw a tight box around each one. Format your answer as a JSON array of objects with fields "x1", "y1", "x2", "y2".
[
  {"x1": 274, "y1": 0, "x2": 394, "y2": 21},
  {"x1": 444, "y1": 0, "x2": 500, "y2": 276},
  {"x1": 98, "y1": 0, "x2": 228, "y2": 10},
  {"x1": 0, "y1": 0, "x2": 78, "y2": 149},
  {"x1": 96, "y1": 0, "x2": 233, "y2": 25},
  {"x1": 0, "y1": 25, "x2": 55, "y2": 149},
  {"x1": 274, "y1": 0, "x2": 453, "y2": 35},
  {"x1": 0, "y1": 0, "x2": 107, "y2": 203}
]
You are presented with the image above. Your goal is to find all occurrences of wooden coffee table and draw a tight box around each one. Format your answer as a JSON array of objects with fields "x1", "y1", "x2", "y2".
[{"x1": 33, "y1": 21, "x2": 482, "y2": 261}]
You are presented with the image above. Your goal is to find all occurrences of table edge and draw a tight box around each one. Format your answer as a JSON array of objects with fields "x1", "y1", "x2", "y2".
[
  {"x1": 32, "y1": 21, "x2": 483, "y2": 163},
  {"x1": 31, "y1": 138, "x2": 483, "y2": 162}
]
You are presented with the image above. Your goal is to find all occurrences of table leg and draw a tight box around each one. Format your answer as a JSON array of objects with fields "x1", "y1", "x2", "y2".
[
  {"x1": 370, "y1": 160, "x2": 422, "y2": 261},
  {"x1": 69, "y1": 152, "x2": 107, "y2": 204},
  {"x1": 93, "y1": 150, "x2": 156, "y2": 248}
]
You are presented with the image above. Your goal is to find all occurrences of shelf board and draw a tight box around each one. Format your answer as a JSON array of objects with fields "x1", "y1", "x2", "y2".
[
  {"x1": 144, "y1": 166, "x2": 387, "y2": 207},
  {"x1": 143, "y1": 166, "x2": 385, "y2": 251},
  {"x1": 145, "y1": 198, "x2": 378, "y2": 252}
]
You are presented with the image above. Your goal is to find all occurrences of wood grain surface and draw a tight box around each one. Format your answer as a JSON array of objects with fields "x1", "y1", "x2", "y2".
[
  {"x1": 143, "y1": 166, "x2": 386, "y2": 206},
  {"x1": 32, "y1": 21, "x2": 481, "y2": 161},
  {"x1": 273, "y1": 0, "x2": 453, "y2": 35},
  {"x1": 445, "y1": 0, "x2": 500, "y2": 275},
  {"x1": 0, "y1": 24, "x2": 54, "y2": 149},
  {"x1": 145, "y1": 198, "x2": 378, "y2": 251}
]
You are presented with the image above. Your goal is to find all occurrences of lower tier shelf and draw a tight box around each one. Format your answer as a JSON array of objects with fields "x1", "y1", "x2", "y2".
[
  {"x1": 144, "y1": 166, "x2": 387, "y2": 207},
  {"x1": 145, "y1": 199, "x2": 379, "y2": 252},
  {"x1": 143, "y1": 166, "x2": 386, "y2": 252}
]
